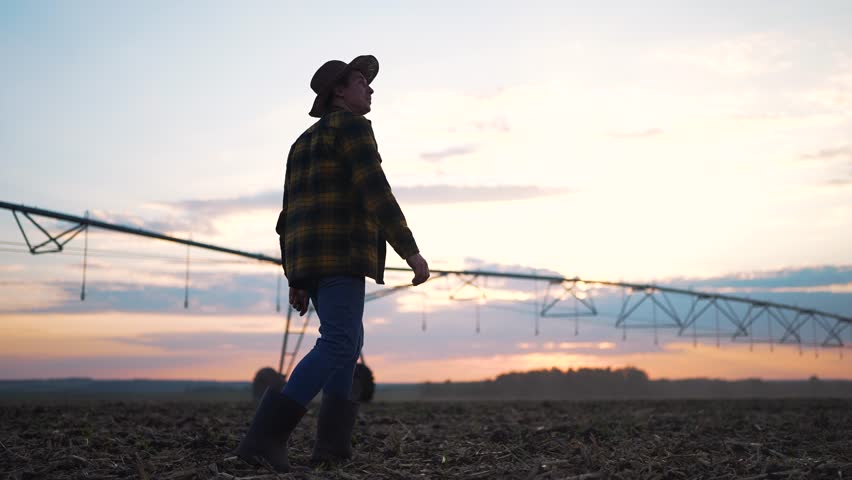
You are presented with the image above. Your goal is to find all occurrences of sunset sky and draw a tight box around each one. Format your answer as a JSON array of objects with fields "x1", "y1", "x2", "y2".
[{"x1": 1, "y1": 1, "x2": 850, "y2": 383}]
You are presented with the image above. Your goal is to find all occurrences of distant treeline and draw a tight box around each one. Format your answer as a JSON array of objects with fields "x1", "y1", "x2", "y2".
[
  {"x1": 3, "y1": 368, "x2": 851, "y2": 401},
  {"x1": 0, "y1": 378, "x2": 251, "y2": 394},
  {"x1": 415, "y1": 367, "x2": 852, "y2": 400}
]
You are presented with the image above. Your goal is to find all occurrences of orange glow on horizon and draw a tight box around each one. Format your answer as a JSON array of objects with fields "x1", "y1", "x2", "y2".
[
  {"x1": 366, "y1": 342, "x2": 851, "y2": 383},
  {"x1": 1, "y1": 313, "x2": 849, "y2": 383}
]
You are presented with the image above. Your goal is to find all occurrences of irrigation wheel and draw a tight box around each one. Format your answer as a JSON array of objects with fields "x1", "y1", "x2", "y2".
[
  {"x1": 251, "y1": 367, "x2": 287, "y2": 403},
  {"x1": 351, "y1": 362, "x2": 375, "y2": 403}
]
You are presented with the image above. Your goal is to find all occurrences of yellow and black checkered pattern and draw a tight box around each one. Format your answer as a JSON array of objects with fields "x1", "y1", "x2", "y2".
[{"x1": 276, "y1": 110, "x2": 419, "y2": 289}]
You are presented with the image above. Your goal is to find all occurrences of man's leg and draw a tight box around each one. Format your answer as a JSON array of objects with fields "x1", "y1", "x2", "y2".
[
  {"x1": 311, "y1": 287, "x2": 365, "y2": 463},
  {"x1": 322, "y1": 308, "x2": 364, "y2": 398},
  {"x1": 311, "y1": 312, "x2": 364, "y2": 464},
  {"x1": 281, "y1": 276, "x2": 365, "y2": 407}
]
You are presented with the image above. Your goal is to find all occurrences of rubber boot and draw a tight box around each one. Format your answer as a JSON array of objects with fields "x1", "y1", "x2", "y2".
[
  {"x1": 310, "y1": 393, "x2": 360, "y2": 464},
  {"x1": 235, "y1": 388, "x2": 307, "y2": 472}
]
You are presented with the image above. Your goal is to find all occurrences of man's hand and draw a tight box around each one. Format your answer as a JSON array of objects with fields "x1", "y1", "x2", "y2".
[
  {"x1": 406, "y1": 253, "x2": 430, "y2": 286},
  {"x1": 289, "y1": 287, "x2": 310, "y2": 316}
]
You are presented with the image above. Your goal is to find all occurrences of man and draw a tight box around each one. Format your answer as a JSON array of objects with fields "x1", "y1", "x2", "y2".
[{"x1": 235, "y1": 55, "x2": 430, "y2": 473}]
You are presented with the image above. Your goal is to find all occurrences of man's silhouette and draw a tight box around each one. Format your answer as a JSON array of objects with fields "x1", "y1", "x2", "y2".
[{"x1": 235, "y1": 55, "x2": 429, "y2": 472}]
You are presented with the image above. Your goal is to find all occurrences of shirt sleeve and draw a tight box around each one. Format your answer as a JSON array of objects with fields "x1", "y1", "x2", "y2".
[
  {"x1": 340, "y1": 114, "x2": 420, "y2": 260},
  {"x1": 275, "y1": 145, "x2": 294, "y2": 270}
]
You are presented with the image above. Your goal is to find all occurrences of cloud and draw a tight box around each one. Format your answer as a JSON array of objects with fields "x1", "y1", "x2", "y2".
[
  {"x1": 652, "y1": 266, "x2": 852, "y2": 317},
  {"x1": 137, "y1": 185, "x2": 575, "y2": 222},
  {"x1": 730, "y1": 112, "x2": 789, "y2": 120},
  {"x1": 824, "y1": 178, "x2": 852, "y2": 187},
  {"x1": 0, "y1": 281, "x2": 76, "y2": 312},
  {"x1": 82, "y1": 191, "x2": 282, "y2": 238},
  {"x1": 27, "y1": 273, "x2": 284, "y2": 315},
  {"x1": 456, "y1": 258, "x2": 564, "y2": 277},
  {"x1": 523, "y1": 340, "x2": 617, "y2": 352},
  {"x1": 798, "y1": 146, "x2": 852, "y2": 187},
  {"x1": 11, "y1": 259, "x2": 851, "y2": 328},
  {"x1": 89, "y1": 209, "x2": 219, "y2": 237},
  {"x1": 110, "y1": 330, "x2": 306, "y2": 352},
  {"x1": 15, "y1": 190, "x2": 278, "y2": 243},
  {"x1": 419, "y1": 145, "x2": 478, "y2": 162},
  {"x1": 800, "y1": 146, "x2": 852, "y2": 162},
  {"x1": 0, "y1": 354, "x2": 204, "y2": 379},
  {"x1": 2, "y1": 262, "x2": 850, "y2": 382},
  {"x1": 394, "y1": 185, "x2": 573, "y2": 205},
  {"x1": 605, "y1": 128, "x2": 663, "y2": 139},
  {"x1": 471, "y1": 116, "x2": 511, "y2": 133},
  {"x1": 657, "y1": 33, "x2": 794, "y2": 77},
  {"x1": 668, "y1": 265, "x2": 852, "y2": 290},
  {"x1": 162, "y1": 191, "x2": 281, "y2": 216},
  {"x1": 806, "y1": 58, "x2": 852, "y2": 113}
]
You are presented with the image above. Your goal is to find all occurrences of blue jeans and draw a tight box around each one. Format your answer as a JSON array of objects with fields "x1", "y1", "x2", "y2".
[{"x1": 281, "y1": 276, "x2": 365, "y2": 407}]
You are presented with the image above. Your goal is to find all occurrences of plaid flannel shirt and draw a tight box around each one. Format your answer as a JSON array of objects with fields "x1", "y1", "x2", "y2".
[{"x1": 275, "y1": 110, "x2": 419, "y2": 289}]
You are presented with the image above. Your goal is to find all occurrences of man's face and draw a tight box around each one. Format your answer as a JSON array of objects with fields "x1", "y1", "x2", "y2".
[{"x1": 336, "y1": 70, "x2": 373, "y2": 115}]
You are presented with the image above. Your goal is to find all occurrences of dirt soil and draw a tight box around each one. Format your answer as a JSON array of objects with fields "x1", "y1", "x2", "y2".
[{"x1": 1, "y1": 398, "x2": 850, "y2": 479}]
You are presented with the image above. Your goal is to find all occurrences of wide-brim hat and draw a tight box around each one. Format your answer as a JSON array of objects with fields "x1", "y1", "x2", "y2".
[{"x1": 309, "y1": 55, "x2": 379, "y2": 118}]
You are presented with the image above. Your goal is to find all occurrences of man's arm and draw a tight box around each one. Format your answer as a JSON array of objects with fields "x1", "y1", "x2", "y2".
[
  {"x1": 342, "y1": 115, "x2": 429, "y2": 285},
  {"x1": 277, "y1": 145, "x2": 312, "y2": 312},
  {"x1": 342, "y1": 115, "x2": 419, "y2": 258},
  {"x1": 275, "y1": 193, "x2": 287, "y2": 279},
  {"x1": 275, "y1": 188, "x2": 287, "y2": 237},
  {"x1": 276, "y1": 145, "x2": 295, "y2": 269}
]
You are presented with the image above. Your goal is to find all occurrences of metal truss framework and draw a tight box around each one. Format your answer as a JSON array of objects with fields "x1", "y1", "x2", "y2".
[
  {"x1": 406, "y1": 274, "x2": 850, "y2": 351},
  {"x1": 2, "y1": 201, "x2": 850, "y2": 376}
]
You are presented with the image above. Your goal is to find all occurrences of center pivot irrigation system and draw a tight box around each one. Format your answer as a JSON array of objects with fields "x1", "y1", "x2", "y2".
[{"x1": 2, "y1": 200, "x2": 850, "y2": 402}]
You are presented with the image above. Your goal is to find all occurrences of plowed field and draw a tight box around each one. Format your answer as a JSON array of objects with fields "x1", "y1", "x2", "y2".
[{"x1": 1, "y1": 398, "x2": 850, "y2": 479}]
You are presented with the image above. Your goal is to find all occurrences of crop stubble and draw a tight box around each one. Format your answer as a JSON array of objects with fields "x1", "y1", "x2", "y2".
[{"x1": 0, "y1": 398, "x2": 849, "y2": 479}]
